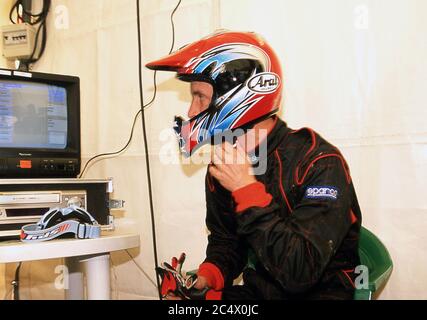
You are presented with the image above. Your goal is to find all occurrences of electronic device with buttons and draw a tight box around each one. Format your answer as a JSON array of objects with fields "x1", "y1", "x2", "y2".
[
  {"x1": 0, "y1": 68, "x2": 80, "y2": 178},
  {"x1": 0, "y1": 178, "x2": 117, "y2": 239},
  {"x1": 1, "y1": 24, "x2": 36, "y2": 61}
]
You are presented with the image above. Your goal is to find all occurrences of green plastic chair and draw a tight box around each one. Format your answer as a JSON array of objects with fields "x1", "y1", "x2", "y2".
[{"x1": 354, "y1": 227, "x2": 393, "y2": 300}]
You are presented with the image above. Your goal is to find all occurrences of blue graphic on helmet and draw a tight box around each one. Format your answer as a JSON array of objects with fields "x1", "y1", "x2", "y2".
[{"x1": 192, "y1": 44, "x2": 270, "y2": 80}]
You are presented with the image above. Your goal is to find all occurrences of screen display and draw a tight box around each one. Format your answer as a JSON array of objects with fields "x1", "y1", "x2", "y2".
[{"x1": 0, "y1": 80, "x2": 68, "y2": 149}]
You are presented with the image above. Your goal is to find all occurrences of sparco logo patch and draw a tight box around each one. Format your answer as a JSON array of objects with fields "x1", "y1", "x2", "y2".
[
  {"x1": 247, "y1": 72, "x2": 280, "y2": 93},
  {"x1": 305, "y1": 186, "x2": 338, "y2": 200}
]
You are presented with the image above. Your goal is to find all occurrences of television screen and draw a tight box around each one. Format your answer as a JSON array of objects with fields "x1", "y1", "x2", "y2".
[{"x1": 0, "y1": 79, "x2": 68, "y2": 150}]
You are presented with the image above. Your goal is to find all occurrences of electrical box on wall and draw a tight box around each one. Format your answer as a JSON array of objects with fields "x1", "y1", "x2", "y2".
[{"x1": 1, "y1": 23, "x2": 36, "y2": 60}]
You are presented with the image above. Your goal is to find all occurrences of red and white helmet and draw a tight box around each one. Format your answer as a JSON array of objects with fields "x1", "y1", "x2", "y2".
[{"x1": 146, "y1": 30, "x2": 283, "y2": 156}]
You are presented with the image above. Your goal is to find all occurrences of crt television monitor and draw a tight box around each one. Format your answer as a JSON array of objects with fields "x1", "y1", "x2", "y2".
[{"x1": 0, "y1": 68, "x2": 80, "y2": 178}]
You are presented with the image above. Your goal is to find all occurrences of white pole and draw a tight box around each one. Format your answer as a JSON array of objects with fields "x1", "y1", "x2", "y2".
[{"x1": 81, "y1": 254, "x2": 111, "y2": 300}]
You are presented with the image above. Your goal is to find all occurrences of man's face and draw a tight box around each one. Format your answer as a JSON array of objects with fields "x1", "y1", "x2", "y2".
[{"x1": 188, "y1": 81, "x2": 213, "y2": 119}]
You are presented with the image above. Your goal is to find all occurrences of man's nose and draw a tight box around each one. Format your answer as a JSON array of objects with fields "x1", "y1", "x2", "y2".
[{"x1": 187, "y1": 101, "x2": 200, "y2": 118}]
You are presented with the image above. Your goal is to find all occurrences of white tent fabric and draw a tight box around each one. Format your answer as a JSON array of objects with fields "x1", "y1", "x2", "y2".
[{"x1": 0, "y1": 0, "x2": 426, "y2": 299}]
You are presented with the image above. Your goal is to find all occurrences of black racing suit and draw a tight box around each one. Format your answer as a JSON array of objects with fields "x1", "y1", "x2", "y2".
[{"x1": 203, "y1": 118, "x2": 362, "y2": 300}]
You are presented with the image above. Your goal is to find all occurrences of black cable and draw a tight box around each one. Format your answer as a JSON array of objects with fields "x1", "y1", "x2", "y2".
[
  {"x1": 9, "y1": 2, "x2": 18, "y2": 24},
  {"x1": 80, "y1": 0, "x2": 182, "y2": 298},
  {"x1": 169, "y1": 0, "x2": 182, "y2": 55},
  {"x1": 9, "y1": 0, "x2": 50, "y2": 25},
  {"x1": 136, "y1": 0, "x2": 182, "y2": 300},
  {"x1": 27, "y1": 19, "x2": 45, "y2": 62},
  {"x1": 80, "y1": 0, "x2": 181, "y2": 174},
  {"x1": 9, "y1": 0, "x2": 51, "y2": 69},
  {"x1": 139, "y1": 0, "x2": 180, "y2": 109},
  {"x1": 12, "y1": 262, "x2": 22, "y2": 300},
  {"x1": 9, "y1": 1, "x2": 23, "y2": 24},
  {"x1": 125, "y1": 250, "x2": 157, "y2": 288},
  {"x1": 78, "y1": 109, "x2": 142, "y2": 178},
  {"x1": 142, "y1": 71, "x2": 158, "y2": 110},
  {"x1": 134, "y1": 0, "x2": 179, "y2": 110},
  {"x1": 136, "y1": 0, "x2": 161, "y2": 300},
  {"x1": 27, "y1": 1, "x2": 50, "y2": 65},
  {"x1": 78, "y1": 76, "x2": 160, "y2": 177}
]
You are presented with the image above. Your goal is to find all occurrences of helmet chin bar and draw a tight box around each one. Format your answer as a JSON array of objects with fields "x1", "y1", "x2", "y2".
[
  {"x1": 174, "y1": 108, "x2": 278, "y2": 158},
  {"x1": 173, "y1": 89, "x2": 244, "y2": 157},
  {"x1": 173, "y1": 115, "x2": 189, "y2": 156}
]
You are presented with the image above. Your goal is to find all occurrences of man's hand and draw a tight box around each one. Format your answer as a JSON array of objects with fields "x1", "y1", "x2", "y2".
[
  {"x1": 209, "y1": 142, "x2": 257, "y2": 192},
  {"x1": 157, "y1": 253, "x2": 213, "y2": 300}
]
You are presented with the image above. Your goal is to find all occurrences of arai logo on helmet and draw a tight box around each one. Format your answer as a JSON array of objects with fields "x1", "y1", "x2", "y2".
[{"x1": 247, "y1": 72, "x2": 280, "y2": 94}]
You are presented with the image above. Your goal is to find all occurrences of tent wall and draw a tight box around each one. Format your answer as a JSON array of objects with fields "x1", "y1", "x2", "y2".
[{"x1": 0, "y1": 0, "x2": 426, "y2": 299}]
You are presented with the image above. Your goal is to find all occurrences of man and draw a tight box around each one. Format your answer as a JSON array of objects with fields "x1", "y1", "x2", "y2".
[{"x1": 147, "y1": 30, "x2": 362, "y2": 300}]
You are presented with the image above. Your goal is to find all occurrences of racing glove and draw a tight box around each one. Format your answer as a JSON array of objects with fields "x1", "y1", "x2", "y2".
[{"x1": 156, "y1": 253, "x2": 219, "y2": 300}]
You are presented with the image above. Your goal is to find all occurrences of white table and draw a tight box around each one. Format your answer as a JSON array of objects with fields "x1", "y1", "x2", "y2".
[{"x1": 0, "y1": 232, "x2": 140, "y2": 300}]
